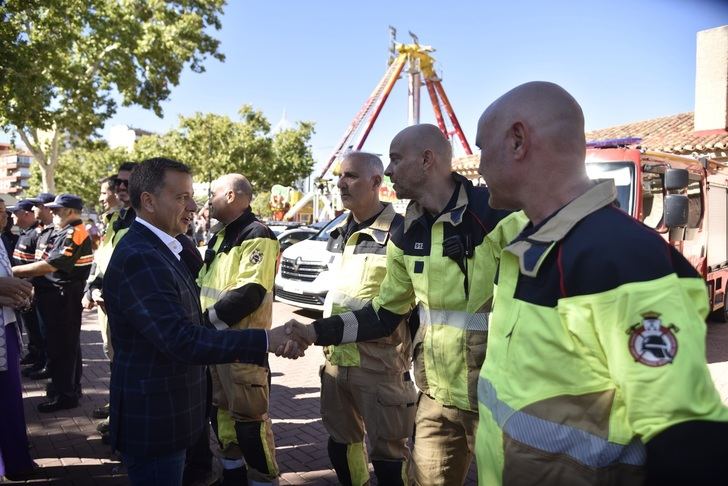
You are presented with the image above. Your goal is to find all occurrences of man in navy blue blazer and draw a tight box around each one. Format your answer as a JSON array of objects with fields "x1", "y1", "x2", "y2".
[{"x1": 104, "y1": 158, "x2": 302, "y2": 485}]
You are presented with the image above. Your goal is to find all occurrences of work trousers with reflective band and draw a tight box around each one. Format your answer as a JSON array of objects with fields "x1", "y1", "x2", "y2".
[
  {"x1": 321, "y1": 362, "x2": 417, "y2": 485},
  {"x1": 210, "y1": 362, "x2": 278, "y2": 483},
  {"x1": 409, "y1": 393, "x2": 478, "y2": 486},
  {"x1": 211, "y1": 407, "x2": 279, "y2": 484}
]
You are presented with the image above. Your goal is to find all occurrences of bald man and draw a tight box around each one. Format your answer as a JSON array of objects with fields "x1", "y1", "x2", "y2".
[
  {"x1": 320, "y1": 152, "x2": 416, "y2": 485},
  {"x1": 475, "y1": 82, "x2": 728, "y2": 485},
  {"x1": 197, "y1": 173, "x2": 280, "y2": 485},
  {"x1": 287, "y1": 125, "x2": 527, "y2": 485}
]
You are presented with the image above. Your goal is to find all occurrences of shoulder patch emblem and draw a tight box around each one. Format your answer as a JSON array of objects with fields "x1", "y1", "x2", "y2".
[
  {"x1": 249, "y1": 249, "x2": 263, "y2": 264},
  {"x1": 627, "y1": 312, "x2": 679, "y2": 367}
]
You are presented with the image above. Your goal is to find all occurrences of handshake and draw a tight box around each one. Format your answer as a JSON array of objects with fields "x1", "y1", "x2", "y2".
[{"x1": 266, "y1": 320, "x2": 317, "y2": 359}]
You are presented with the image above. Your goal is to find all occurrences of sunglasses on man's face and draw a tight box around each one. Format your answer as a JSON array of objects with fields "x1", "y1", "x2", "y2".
[{"x1": 115, "y1": 178, "x2": 129, "y2": 188}]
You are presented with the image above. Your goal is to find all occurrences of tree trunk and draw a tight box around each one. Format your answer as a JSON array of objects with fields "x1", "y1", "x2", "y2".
[
  {"x1": 18, "y1": 127, "x2": 58, "y2": 193},
  {"x1": 39, "y1": 163, "x2": 56, "y2": 193}
]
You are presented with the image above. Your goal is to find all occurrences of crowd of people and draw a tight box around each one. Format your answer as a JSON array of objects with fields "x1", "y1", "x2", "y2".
[{"x1": 1, "y1": 82, "x2": 728, "y2": 486}]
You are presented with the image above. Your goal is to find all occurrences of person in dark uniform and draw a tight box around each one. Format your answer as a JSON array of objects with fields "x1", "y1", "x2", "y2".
[
  {"x1": 10, "y1": 199, "x2": 44, "y2": 372},
  {"x1": 14, "y1": 194, "x2": 93, "y2": 412},
  {"x1": 20, "y1": 193, "x2": 56, "y2": 381}
]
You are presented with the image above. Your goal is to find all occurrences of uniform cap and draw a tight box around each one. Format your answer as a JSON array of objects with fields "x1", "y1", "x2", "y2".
[
  {"x1": 9, "y1": 199, "x2": 34, "y2": 212},
  {"x1": 28, "y1": 192, "x2": 56, "y2": 205},
  {"x1": 45, "y1": 193, "x2": 83, "y2": 211}
]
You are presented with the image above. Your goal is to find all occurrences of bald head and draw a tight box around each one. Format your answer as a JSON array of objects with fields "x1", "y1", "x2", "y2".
[
  {"x1": 479, "y1": 81, "x2": 585, "y2": 161},
  {"x1": 214, "y1": 173, "x2": 253, "y2": 201},
  {"x1": 209, "y1": 173, "x2": 253, "y2": 224},
  {"x1": 391, "y1": 124, "x2": 453, "y2": 173},
  {"x1": 476, "y1": 81, "x2": 592, "y2": 222}
]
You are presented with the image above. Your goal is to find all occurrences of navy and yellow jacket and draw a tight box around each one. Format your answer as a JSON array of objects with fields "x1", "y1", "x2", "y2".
[{"x1": 477, "y1": 181, "x2": 728, "y2": 486}]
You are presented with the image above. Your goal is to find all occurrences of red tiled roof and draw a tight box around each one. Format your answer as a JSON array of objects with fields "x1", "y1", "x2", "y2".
[
  {"x1": 453, "y1": 112, "x2": 728, "y2": 177},
  {"x1": 584, "y1": 112, "x2": 728, "y2": 153}
]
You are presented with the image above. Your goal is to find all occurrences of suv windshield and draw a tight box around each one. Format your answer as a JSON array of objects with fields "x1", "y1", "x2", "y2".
[{"x1": 312, "y1": 212, "x2": 347, "y2": 241}]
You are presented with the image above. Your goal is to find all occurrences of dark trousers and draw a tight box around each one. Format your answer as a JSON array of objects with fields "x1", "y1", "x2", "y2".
[
  {"x1": 20, "y1": 304, "x2": 45, "y2": 364},
  {"x1": 122, "y1": 449, "x2": 186, "y2": 486},
  {"x1": 36, "y1": 282, "x2": 84, "y2": 400},
  {"x1": 0, "y1": 322, "x2": 34, "y2": 474}
]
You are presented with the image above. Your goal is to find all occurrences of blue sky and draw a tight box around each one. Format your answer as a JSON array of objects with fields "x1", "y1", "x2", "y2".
[{"x1": 49, "y1": 0, "x2": 728, "y2": 173}]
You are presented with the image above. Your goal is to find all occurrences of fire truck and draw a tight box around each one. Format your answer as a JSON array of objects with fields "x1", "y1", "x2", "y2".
[{"x1": 585, "y1": 138, "x2": 728, "y2": 320}]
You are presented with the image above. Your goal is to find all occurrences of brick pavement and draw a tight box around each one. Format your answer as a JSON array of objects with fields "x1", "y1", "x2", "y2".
[{"x1": 8, "y1": 305, "x2": 478, "y2": 485}]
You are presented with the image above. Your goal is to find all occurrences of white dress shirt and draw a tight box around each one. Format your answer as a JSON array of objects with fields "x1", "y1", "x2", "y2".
[{"x1": 135, "y1": 217, "x2": 183, "y2": 260}]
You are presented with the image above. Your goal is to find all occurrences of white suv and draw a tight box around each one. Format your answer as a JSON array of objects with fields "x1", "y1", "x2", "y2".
[{"x1": 274, "y1": 213, "x2": 347, "y2": 311}]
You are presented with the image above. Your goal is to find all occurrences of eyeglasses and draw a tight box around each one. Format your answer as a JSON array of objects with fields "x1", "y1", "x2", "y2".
[{"x1": 114, "y1": 178, "x2": 129, "y2": 188}]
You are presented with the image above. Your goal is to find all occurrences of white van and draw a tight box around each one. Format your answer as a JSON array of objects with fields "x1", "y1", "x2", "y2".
[{"x1": 274, "y1": 212, "x2": 347, "y2": 311}]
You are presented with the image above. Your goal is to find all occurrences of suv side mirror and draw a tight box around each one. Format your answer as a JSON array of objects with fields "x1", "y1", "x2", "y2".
[
  {"x1": 664, "y1": 194, "x2": 688, "y2": 228},
  {"x1": 665, "y1": 168, "x2": 689, "y2": 190}
]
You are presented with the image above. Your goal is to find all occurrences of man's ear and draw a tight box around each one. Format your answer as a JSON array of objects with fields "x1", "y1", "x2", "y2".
[
  {"x1": 422, "y1": 148, "x2": 436, "y2": 172},
  {"x1": 371, "y1": 174, "x2": 382, "y2": 190},
  {"x1": 511, "y1": 121, "x2": 529, "y2": 161},
  {"x1": 140, "y1": 192, "x2": 155, "y2": 213}
]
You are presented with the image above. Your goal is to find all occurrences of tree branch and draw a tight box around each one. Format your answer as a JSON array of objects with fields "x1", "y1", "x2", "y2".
[{"x1": 17, "y1": 129, "x2": 47, "y2": 165}]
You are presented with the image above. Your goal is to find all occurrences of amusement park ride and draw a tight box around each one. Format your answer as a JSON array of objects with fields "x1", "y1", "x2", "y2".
[{"x1": 284, "y1": 28, "x2": 471, "y2": 222}]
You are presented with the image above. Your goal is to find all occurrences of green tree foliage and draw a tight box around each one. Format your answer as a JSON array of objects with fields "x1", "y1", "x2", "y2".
[
  {"x1": 251, "y1": 191, "x2": 273, "y2": 219},
  {"x1": 0, "y1": 0, "x2": 226, "y2": 192},
  {"x1": 26, "y1": 143, "x2": 130, "y2": 212},
  {"x1": 134, "y1": 106, "x2": 315, "y2": 192}
]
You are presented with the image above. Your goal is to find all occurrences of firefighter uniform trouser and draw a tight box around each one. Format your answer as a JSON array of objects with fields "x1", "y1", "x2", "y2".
[
  {"x1": 320, "y1": 362, "x2": 417, "y2": 486},
  {"x1": 410, "y1": 392, "x2": 478, "y2": 486},
  {"x1": 36, "y1": 282, "x2": 85, "y2": 401},
  {"x1": 210, "y1": 362, "x2": 278, "y2": 483}
]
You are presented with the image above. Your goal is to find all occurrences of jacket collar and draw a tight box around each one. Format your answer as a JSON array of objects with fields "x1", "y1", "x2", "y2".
[
  {"x1": 209, "y1": 207, "x2": 256, "y2": 236},
  {"x1": 403, "y1": 172, "x2": 471, "y2": 234},
  {"x1": 331, "y1": 203, "x2": 398, "y2": 245},
  {"x1": 505, "y1": 180, "x2": 617, "y2": 277}
]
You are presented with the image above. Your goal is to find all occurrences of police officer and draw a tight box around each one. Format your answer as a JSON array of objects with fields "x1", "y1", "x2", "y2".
[
  {"x1": 321, "y1": 152, "x2": 416, "y2": 485},
  {"x1": 475, "y1": 82, "x2": 728, "y2": 485},
  {"x1": 21, "y1": 192, "x2": 56, "y2": 381},
  {"x1": 10, "y1": 199, "x2": 44, "y2": 372},
  {"x1": 284, "y1": 124, "x2": 527, "y2": 485},
  {"x1": 197, "y1": 173, "x2": 280, "y2": 485},
  {"x1": 14, "y1": 194, "x2": 93, "y2": 412}
]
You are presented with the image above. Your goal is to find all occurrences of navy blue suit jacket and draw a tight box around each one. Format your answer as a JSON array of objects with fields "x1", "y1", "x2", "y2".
[{"x1": 104, "y1": 221, "x2": 267, "y2": 456}]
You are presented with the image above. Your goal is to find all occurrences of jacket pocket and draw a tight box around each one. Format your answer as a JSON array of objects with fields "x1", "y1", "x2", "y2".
[
  {"x1": 373, "y1": 380, "x2": 417, "y2": 440},
  {"x1": 229, "y1": 363, "x2": 269, "y2": 420}
]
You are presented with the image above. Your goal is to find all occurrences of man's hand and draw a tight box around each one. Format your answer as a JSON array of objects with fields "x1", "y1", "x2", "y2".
[
  {"x1": 82, "y1": 295, "x2": 96, "y2": 310},
  {"x1": 0, "y1": 277, "x2": 33, "y2": 310},
  {"x1": 267, "y1": 324, "x2": 307, "y2": 359},
  {"x1": 283, "y1": 319, "x2": 317, "y2": 346},
  {"x1": 91, "y1": 289, "x2": 106, "y2": 312}
]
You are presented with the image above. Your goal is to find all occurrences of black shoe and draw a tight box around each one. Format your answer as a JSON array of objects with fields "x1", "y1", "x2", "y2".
[
  {"x1": 37, "y1": 396, "x2": 79, "y2": 413},
  {"x1": 97, "y1": 420, "x2": 110, "y2": 433},
  {"x1": 92, "y1": 404, "x2": 110, "y2": 419},
  {"x1": 21, "y1": 362, "x2": 45, "y2": 377},
  {"x1": 27, "y1": 367, "x2": 51, "y2": 380}
]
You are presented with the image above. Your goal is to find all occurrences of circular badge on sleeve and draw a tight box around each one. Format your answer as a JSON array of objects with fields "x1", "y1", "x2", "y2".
[
  {"x1": 627, "y1": 312, "x2": 679, "y2": 367},
  {"x1": 249, "y1": 249, "x2": 263, "y2": 264}
]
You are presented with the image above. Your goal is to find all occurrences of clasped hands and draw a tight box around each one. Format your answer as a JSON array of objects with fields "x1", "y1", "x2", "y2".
[
  {"x1": 0, "y1": 277, "x2": 33, "y2": 311},
  {"x1": 267, "y1": 319, "x2": 317, "y2": 359}
]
